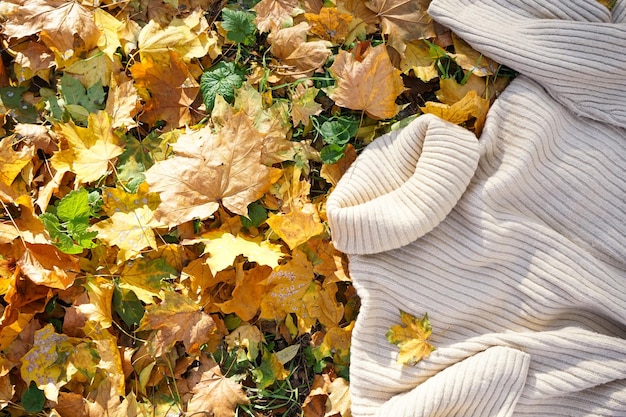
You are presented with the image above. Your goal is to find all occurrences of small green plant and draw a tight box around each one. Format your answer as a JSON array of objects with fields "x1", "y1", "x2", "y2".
[
  {"x1": 312, "y1": 115, "x2": 360, "y2": 164},
  {"x1": 40, "y1": 187, "x2": 101, "y2": 254},
  {"x1": 200, "y1": 61, "x2": 247, "y2": 112},
  {"x1": 221, "y1": 8, "x2": 257, "y2": 46}
]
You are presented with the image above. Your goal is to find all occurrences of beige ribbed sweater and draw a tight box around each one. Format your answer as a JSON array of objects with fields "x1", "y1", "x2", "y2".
[{"x1": 326, "y1": 0, "x2": 626, "y2": 416}]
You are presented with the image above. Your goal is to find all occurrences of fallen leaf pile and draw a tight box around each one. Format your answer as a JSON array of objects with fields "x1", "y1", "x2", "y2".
[{"x1": 0, "y1": 0, "x2": 526, "y2": 414}]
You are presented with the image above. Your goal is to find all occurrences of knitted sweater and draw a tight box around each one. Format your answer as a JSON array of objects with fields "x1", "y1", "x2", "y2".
[{"x1": 326, "y1": 1, "x2": 626, "y2": 416}]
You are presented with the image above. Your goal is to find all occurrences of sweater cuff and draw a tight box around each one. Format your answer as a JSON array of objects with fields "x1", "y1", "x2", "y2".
[{"x1": 326, "y1": 114, "x2": 479, "y2": 255}]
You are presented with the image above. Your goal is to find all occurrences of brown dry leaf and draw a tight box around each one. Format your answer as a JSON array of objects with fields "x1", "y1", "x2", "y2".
[
  {"x1": 139, "y1": 290, "x2": 216, "y2": 357},
  {"x1": 130, "y1": 51, "x2": 199, "y2": 130},
  {"x1": 145, "y1": 111, "x2": 273, "y2": 227},
  {"x1": 329, "y1": 44, "x2": 403, "y2": 119},
  {"x1": 339, "y1": 0, "x2": 379, "y2": 33},
  {"x1": 0, "y1": 373, "x2": 14, "y2": 410},
  {"x1": 13, "y1": 123, "x2": 57, "y2": 154},
  {"x1": 421, "y1": 89, "x2": 490, "y2": 135},
  {"x1": 320, "y1": 144, "x2": 357, "y2": 187},
  {"x1": 186, "y1": 365, "x2": 249, "y2": 417},
  {"x1": 450, "y1": 34, "x2": 500, "y2": 77},
  {"x1": 269, "y1": 23, "x2": 332, "y2": 77},
  {"x1": 51, "y1": 111, "x2": 123, "y2": 184},
  {"x1": 253, "y1": 0, "x2": 301, "y2": 33},
  {"x1": 9, "y1": 40, "x2": 55, "y2": 82},
  {"x1": 18, "y1": 243, "x2": 79, "y2": 290},
  {"x1": 365, "y1": 0, "x2": 434, "y2": 55},
  {"x1": 105, "y1": 75, "x2": 141, "y2": 129},
  {"x1": 305, "y1": 7, "x2": 354, "y2": 43},
  {"x1": 2, "y1": 0, "x2": 100, "y2": 60},
  {"x1": 0, "y1": 195, "x2": 49, "y2": 245}
]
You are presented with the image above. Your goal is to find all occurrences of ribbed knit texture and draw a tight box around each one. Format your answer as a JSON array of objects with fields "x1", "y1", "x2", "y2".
[{"x1": 325, "y1": 1, "x2": 626, "y2": 416}]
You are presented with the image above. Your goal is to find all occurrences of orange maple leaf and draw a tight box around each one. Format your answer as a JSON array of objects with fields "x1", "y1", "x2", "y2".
[
  {"x1": 305, "y1": 7, "x2": 354, "y2": 43},
  {"x1": 130, "y1": 51, "x2": 199, "y2": 130},
  {"x1": 145, "y1": 111, "x2": 274, "y2": 227},
  {"x1": 329, "y1": 44, "x2": 404, "y2": 119}
]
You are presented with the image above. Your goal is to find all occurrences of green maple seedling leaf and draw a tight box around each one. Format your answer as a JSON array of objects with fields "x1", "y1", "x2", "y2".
[
  {"x1": 221, "y1": 8, "x2": 257, "y2": 45},
  {"x1": 386, "y1": 310, "x2": 435, "y2": 365},
  {"x1": 200, "y1": 61, "x2": 246, "y2": 111}
]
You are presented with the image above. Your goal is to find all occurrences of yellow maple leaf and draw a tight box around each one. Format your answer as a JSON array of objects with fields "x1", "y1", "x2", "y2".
[
  {"x1": 329, "y1": 44, "x2": 404, "y2": 119},
  {"x1": 183, "y1": 231, "x2": 284, "y2": 274},
  {"x1": 386, "y1": 310, "x2": 435, "y2": 365},
  {"x1": 51, "y1": 111, "x2": 123, "y2": 184},
  {"x1": 260, "y1": 249, "x2": 317, "y2": 333},
  {"x1": 145, "y1": 111, "x2": 274, "y2": 226},
  {"x1": 2, "y1": 0, "x2": 100, "y2": 61},
  {"x1": 76, "y1": 275, "x2": 114, "y2": 330},
  {"x1": 137, "y1": 9, "x2": 212, "y2": 66},
  {"x1": 421, "y1": 89, "x2": 490, "y2": 135},
  {"x1": 267, "y1": 205, "x2": 325, "y2": 250},
  {"x1": 105, "y1": 75, "x2": 141, "y2": 129},
  {"x1": 186, "y1": 365, "x2": 249, "y2": 417},
  {"x1": 93, "y1": 8, "x2": 123, "y2": 60},
  {"x1": 17, "y1": 243, "x2": 79, "y2": 290},
  {"x1": 89, "y1": 206, "x2": 159, "y2": 262},
  {"x1": 0, "y1": 136, "x2": 34, "y2": 186},
  {"x1": 400, "y1": 40, "x2": 439, "y2": 81},
  {"x1": 305, "y1": 6, "x2": 354, "y2": 43}
]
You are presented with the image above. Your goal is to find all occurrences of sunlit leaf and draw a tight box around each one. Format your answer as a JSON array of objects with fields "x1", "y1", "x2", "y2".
[{"x1": 386, "y1": 310, "x2": 435, "y2": 365}]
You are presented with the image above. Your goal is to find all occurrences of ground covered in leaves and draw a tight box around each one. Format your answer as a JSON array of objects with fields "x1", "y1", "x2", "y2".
[{"x1": 0, "y1": 0, "x2": 518, "y2": 415}]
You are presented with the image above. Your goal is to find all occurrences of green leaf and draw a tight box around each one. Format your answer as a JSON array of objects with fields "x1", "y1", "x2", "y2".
[
  {"x1": 21, "y1": 381, "x2": 45, "y2": 413},
  {"x1": 0, "y1": 86, "x2": 39, "y2": 123},
  {"x1": 113, "y1": 286, "x2": 145, "y2": 327},
  {"x1": 221, "y1": 9, "x2": 256, "y2": 44},
  {"x1": 319, "y1": 117, "x2": 358, "y2": 146},
  {"x1": 200, "y1": 61, "x2": 246, "y2": 111},
  {"x1": 60, "y1": 75, "x2": 105, "y2": 122},
  {"x1": 320, "y1": 143, "x2": 347, "y2": 164},
  {"x1": 57, "y1": 188, "x2": 91, "y2": 222},
  {"x1": 241, "y1": 202, "x2": 267, "y2": 229}
]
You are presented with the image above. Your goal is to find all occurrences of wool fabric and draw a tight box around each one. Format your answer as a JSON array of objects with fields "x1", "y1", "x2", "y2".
[{"x1": 326, "y1": 0, "x2": 626, "y2": 416}]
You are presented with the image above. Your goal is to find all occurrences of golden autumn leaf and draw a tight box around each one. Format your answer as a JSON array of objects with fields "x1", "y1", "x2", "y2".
[
  {"x1": 130, "y1": 51, "x2": 199, "y2": 129},
  {"x1": 217, "y1": 265, "x2": 271, "y2": 321},
  {"x1": 386, "y1": 310, "x2": 435, "y2": 365},
  {"x1": 0, "y1": 195, "x2": 49, "y2": 245},
  {"x1": 329, "y1": 44, "x2": 403, "y2": 119},
  {"x1": 89, "y1": 206, "x2": 160, "y2": 262},
  {"x1": 305, "y1": 7, "x2": 354, "y2": 43},
  {"x1": 145, "y1": 111, "x2": 273, "y2": 226},
  {"x1": 186, "y1": 365, "x2": 249, "y2": 417},
  {"x1": 267, "y1": 205, "x2": 325, "y2": 250},
  {"x1": 139, "y1": 290, "x2": 216, "y2": 357},
  {"x1": 268, "y1": 23, "x2": 332, "y2": 78},
  {"x1": 400, "y1": 40, "x2": 439, "y2": 81},
  {"x1": 2, "y1": 0, "x2": 100, "y2": 60},
  {"x1": 51, "y1": 111, "x2": 123, "y2": 184},
  {"x1": 182, "y1": 231, "x2": 284, "y2": 274},
  {"x1": 364, "y1": 0, "x2": 434, "y2": 55},
  {"x1": 76, "y1": 275, "x2": 114, "y2": 330},
  {"x1": 0, "y1": 135, "x2": 34, "y2": 186},
  {"x1": 137, "y1": 9, "x2": 211, "y2": 66},
  {"x1": 421, "y1": 89, "x2": 490, "y2": 135}
]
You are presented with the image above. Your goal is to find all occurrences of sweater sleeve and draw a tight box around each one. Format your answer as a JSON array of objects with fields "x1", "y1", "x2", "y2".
[
  {"x1": 326, "y1": 114, "x2": 479, "y2": 254},
  {"x1": 428, "y1": 0, "x2": 626, "y2": 128},
  {"x1": 375, "y1": 346, "x2": 530, "y2": 417}
]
